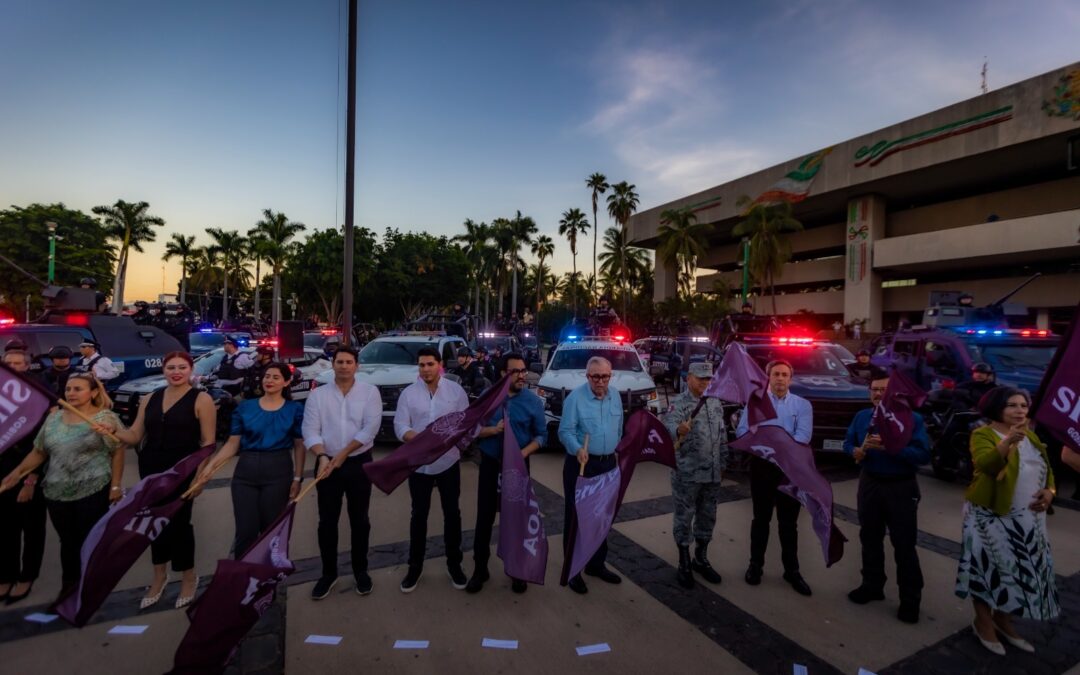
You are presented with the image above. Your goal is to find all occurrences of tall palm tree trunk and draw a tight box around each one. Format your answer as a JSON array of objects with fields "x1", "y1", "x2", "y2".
[
  {"x1": 253, "y1": 258, "x2": 261, "y2": 320},
  {"x1": 111, "y1": 246, "x2": 127, "y2": 314},
  {"x1": 571, "y1": 253, "x2": 578, "y2": 317},
  {"x1": 511, "y1": 250, "x2": 519, "y2": 316},
  {"x1": 620, "y1": 224, "x2": 629, "y2": 318},
  {"x1": 272, "y1": 271, "x2": 282, "y2": 329},
  {"x1": 179, "y1": 261, "x2": 187, "y2": 305},
  {"x1": 591, "y1": 205, "x2": 598, "y2": 305},
  {"x1": 222, "y1": 273, "x2": 230, "y2": 322},
  {"x1": 474, "y1": 281, "x2": 480, "y2": 317}
]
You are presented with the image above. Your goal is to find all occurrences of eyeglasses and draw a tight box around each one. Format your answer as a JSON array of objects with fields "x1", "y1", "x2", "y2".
[
  {"x1": 507, "y1": 368, "x2": 528, "y2": 376},
  {"x1": 587, "y1": 374, "x2": 611, "y2": 382},
  {"x1": 870, "y1": 387, "x2": 887, "y2": 393}
]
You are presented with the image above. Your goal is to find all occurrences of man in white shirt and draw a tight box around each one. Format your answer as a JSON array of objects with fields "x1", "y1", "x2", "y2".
[
  {"x1": 393, "y1": 346, "x2": 470, "y2": 593},
  {"x1": 212, "y1": 336, "x2": 254, "y2": 392},
  {"x1": 303, "y1": 346, "x2": 383, "y2": 600},
  {"x1": 77, "y1": 340, "x2": 119, "y2": 382}
]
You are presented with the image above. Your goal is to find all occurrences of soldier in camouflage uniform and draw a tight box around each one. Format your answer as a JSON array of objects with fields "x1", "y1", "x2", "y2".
[{"x1": 662, "y1": 361, "x2": 728, "y2": 589}]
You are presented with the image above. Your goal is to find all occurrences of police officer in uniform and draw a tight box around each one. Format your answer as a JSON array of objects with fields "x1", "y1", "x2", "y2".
[
  {"x1": 214, "y1": 336, "x2": 254, "y2": 394},
  {"x1": 451, "y1": 347, "x2": 488, "y2": 398},
  {"x1": 588, "y1": 295, "x2": 619, "y2": 333},
  {"x1": 848, "y1": 349, "x2": 875, "y2": 382},
  {"x1": 242, "y1": 345, "x2": 276, "y2": 398},
  {"x1": 131, "y1": 301, "x2": 152, "y2": 326},
  {"x1": 952, "y1": 362, "x2": 995, "y2": 410},
  {"x1": 662, "y1": 361, "x2": 727, "y2": 589},
  {"x1": 42, "y1": 346, "x2": 75, "y2": 396}
]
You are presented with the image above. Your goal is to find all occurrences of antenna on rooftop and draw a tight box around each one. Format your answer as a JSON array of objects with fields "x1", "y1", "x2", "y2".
[{"x1": 980, "y1": 57, "x2": 988, "y2": 94}]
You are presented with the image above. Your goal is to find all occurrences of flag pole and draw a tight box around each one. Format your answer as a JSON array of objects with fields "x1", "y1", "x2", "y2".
[
  {"x1": 180, "y1": 456, "x2": 235, "y2": 500},
  {"x1": 578, "y1": 434, "x2": 590, "y2": 476},
  {"x1": 292, "y1": 475, "x2": 322, "y2": 504},
  {"x1": 61, "y1": 399, "x2": 122, "y2": 444},
  {"x1": 674, "y1": 397, "x2": 707, "y2": 450}
]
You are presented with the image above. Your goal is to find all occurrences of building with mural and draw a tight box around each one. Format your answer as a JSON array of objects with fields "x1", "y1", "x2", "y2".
[{"x1": 628, "y1": 61, "x2": 1080, "y2": 334}]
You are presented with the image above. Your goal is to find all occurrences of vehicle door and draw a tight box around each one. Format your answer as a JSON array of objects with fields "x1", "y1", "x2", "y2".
[{"x1": 890, "y1": 338, "x2": 922, "y2": 384}]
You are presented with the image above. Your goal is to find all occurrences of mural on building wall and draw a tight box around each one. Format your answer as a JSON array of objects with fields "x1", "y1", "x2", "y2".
[
  {"x1": 1042, "y1": 70, "x2": 1080, "y2": 121},
  {"x1": 847, "y1": 198, "x2": 869, "y2": 285},
  {"x1": 750, "y1": 146, "x2": 834, "y2": 207},
  {"x1": 853, "y1": 105, "x2": 1014, "y2": 168}
]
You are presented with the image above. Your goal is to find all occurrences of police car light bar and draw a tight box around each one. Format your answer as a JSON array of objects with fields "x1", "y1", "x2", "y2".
[
  {"x1": 199, "y1": 328, "x2": 214, "y2": 333},
  {"x1": 690, "y1": 336, "x2": 708, "y2": 343},
  {"x1": 771, "y1": 336, "x2": 813, "y2": 345},
  {"x1": 0, "y1": 317, "x2": 14, "y2": 326},
  {"x1": 956, "y1": 327, "x2": 1050, "y2": 337}
]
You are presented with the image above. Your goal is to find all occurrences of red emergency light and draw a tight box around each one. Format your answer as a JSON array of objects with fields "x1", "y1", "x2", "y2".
[
  {"x1": 0, "y1": 317, "x2": 14, "y2": 326},
  {"x1": 772, "y1": 336, "x2": 813, "y2": 345},
  {"x1": 63, "y1": 314, "x2": 90, "y2": 327}
]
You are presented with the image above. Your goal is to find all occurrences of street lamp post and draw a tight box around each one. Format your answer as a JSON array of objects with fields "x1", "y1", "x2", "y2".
[{"x1": 46, "y1": 221, "x2": 57, "y2": 284}]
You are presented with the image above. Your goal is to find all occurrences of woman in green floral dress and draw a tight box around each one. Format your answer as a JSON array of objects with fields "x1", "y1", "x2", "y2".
[{"x1": 955, "y1": 386, "x2": 1057, "y2": 656}]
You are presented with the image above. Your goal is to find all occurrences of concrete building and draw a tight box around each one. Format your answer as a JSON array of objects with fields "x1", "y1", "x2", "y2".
[{"x1": 628, "y1": 62, "x2": 1080, "y2": 334}]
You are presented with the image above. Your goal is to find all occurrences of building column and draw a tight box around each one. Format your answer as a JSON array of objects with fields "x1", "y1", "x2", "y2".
[
  {"x1": 844, "y1": 195, "x2": 885, "y2": 332},
  {"x1": 653, "y1": 254, "x2": 678, "y2": 302},
  {"x1": 1036, "y1": 308, "x2": 1050, "y2": 330}
]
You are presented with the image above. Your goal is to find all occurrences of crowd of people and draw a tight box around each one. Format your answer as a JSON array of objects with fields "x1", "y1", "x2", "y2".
[{"x1": 0, "y1": 336, "x2": 1071, "y2": 660}]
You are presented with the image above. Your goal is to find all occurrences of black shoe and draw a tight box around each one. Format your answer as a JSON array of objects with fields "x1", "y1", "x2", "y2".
[
  {"x1": 465, "y1": 566, "x2": 489, "y2": 594},
  {"x1": 511, "y1": 579, "x2": 527, "y2": 594},
  {"x1": 585, "y1": 567, "x2": 622, "y2": 584},
  {"x1": 400, "y1": 567, "x2": 423, "y2": 594},
  {"x1": 744, "y1": 565, "x2": 762, "y2": 586},
  {"x1": 897, "y1": 601, "x2": 920, "y2": 624},
  {"x1": 311, "y1": 576, "x2": 338, "y2": 600},
  {"x1": 676, "y1": 545, "x2": 695, "y2": 589},
  {"x1": 783, "y1": 572, "x2": 812, "y2": 596},
  {"x1": 447, "y1": 563, "x2": 468, "y2": 590},
  {"x1": 567, "y1": 575, "x2": 588, "y2": 594},
  {"x1": 691, "y1": 540, "x2": 722, "y2": 585},
  {"x1": 355, "y1": 573, "x2": 373, "y2": 596},
  {"x1": 847, "y1": 586, "x2": 885, "y2": 605}
]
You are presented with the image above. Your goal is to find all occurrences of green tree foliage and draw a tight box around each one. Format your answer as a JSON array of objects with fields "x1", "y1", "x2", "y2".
[
  {"x1": 585, "y1": 172, "x2": 609, "y2": 304},
  {"x1": 368, "y1": 229, "x2": 468, "y2": 323},
  {"x1": 732, "y1": 196, "x2": 803, "y2": 315},
  {"x1": 281, "y1": 226, "x2": 378, "y2": 324},
  {"x1": 557, "y1": 207, "x2": 589, "y2": 315},
  {"x1": 0, "y1": 203, "x2": 116, "y2": 318},
  {"x1": 162, "y1": 233, "x2": 196, "y2": 304},
  {"x1": 92, "y1": 199, "x2": 164, "y2": 313},
  {"x1": 605, "y1": 181, "x2": 640, "y2": 317},
  {"x1": 657, "y1": 207, "x2": 714, "y2": 298}
]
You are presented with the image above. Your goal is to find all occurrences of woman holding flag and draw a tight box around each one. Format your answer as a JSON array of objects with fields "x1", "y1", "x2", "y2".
[
  {"x1": 96, "y1": 351, "x2": 216, "y2": 610},
  {"x1": 0, "y1": 373, "x2": 125, "y2": 598},
  {"x1": 192, "y1": 363, "x2": 305, "y2": 559}
]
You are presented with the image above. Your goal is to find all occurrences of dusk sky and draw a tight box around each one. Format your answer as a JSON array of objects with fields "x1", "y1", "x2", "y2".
[{"x1": 2, "y1": 0, "x2": 1078, "y2": 300}]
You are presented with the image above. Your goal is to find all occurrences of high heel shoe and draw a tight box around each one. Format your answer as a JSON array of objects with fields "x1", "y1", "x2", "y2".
[
  {"x1": 175, "y1": 576, "x2": 199, "y2": 610},
  {"x1": 994, "y1": 621, "x2": 1035, "y2": 653},
  {"x1": 140, "y1": 577, "x2": 169, "y2": 610},
  {"x1": 973, "y1": 621, "x2": 1006, "y2": 656},
  {"x1": 5, "y1": 582, "x2": 32, "y2": 605}
]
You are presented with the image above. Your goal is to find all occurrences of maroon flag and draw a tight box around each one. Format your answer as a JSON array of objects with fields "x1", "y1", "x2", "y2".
[
  {"x1": 702, "y1": 342, "x2": 777, "y2": 427},
  {"x1": 1034, "y1": 302, "x2": 1080, "y2": 453},
  {"x1": 53, "y1": 444, "x2": 215, "y2": 627},
  {"x1": 0, "y1": 362, "x2": 55, "y2": 457},
  {"x1": 560, "y1": 411, "x2": 676, "y2": 584},
  {"x1": 169, "y1": 503, "x2": 297, "y2": 675},
  {"x1": 870, "y1": 367, "x2": 927, "y2": 455},
  {"x1": 730, "y1": 425, "x2": 846, "y2": 566},
  {"x1": 496, "y1": 421, "x2": 548, "y2": 584},
  {"x1": 364, "y1": 375, "x2": 512, "y2": 494}
]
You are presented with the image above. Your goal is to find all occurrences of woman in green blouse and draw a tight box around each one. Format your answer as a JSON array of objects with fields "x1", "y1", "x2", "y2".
[{"x1": 0, "y1": 373, "x2": 126, "y2": 595}]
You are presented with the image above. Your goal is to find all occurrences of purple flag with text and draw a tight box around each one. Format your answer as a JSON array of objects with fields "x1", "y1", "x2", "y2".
[
  {"x1": 168, "y1": 503, "x2": 297, "y2": 675},
  {"x1": 0, "y1": 362, "x2": 55, "y2": 458},
  {"x1": 364, "y1": 375, "x2": 511, "y2": 494},
  {"x1": 496, "y1": 420, "x2": 548, "y2": 584},
  {"x1": 1034, "y1": 302, "x2": 1080, "y2": 453},
  {"x1": 560, "y1": 411, "x2": 676, "y2": 584},
  {"x1": 730, "y1": 425, "x2": 846, "y2": 566},
  {"x1": 702, "y1": 342, "x2": 777, "y2": 427},
  {"x1": 53, "y1": 444, "x2": 215, "y2": 627},
  {"x1": 869, "y1": 367, "x2": 927, "y2": 455}
]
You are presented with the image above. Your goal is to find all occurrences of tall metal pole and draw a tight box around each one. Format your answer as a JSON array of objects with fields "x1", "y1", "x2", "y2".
[
  {"x1": 341, "y1": 0, "x2": 358, "y2": 345},
  {"x1": 46, "y1": 221, "x2": 57, "y2": 283}
]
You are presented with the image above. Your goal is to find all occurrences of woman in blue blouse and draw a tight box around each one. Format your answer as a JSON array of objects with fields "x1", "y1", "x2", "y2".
[{"x1": 194, "y1": 363, "x2": 306, "y2": 558}]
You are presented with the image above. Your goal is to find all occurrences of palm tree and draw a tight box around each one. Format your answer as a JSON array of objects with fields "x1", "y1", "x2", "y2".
[
  {"x1": 245, "y1": 229, "x2": 271, "y2": 321},
  {"x1": 557, "y1": 207, "x2": 590, "y2": 316},
  {"x1": 253, "y1": 209, "x2": 306, "y2": 327},
  {"x1": 507, "y1": 210, "x2": 537, "y2": 316},
  {"x1": 162, "y1": 233, "x2": 196, "y2": 304},
  {"x1": 657, "y1": 208, "x2": 714, "y2": 298},
  {"x1": 599, "y1": 227, "x2": 651, "y2": 298},
  {"x1": 206, "y1": 228, "x2": 247, "y2": 322},
  {"x1": 92, "y1": 200, "x2": 165, "y2": 313},
  {"x1": 490, "y1": 217, "x2": 514, "y2": 314},
  {"x1": 530, "y1": 234, "x2": 554, "y2": 311},
  {"x1": 586, "y1": 173, "x2": 609, "y2": 305},
  {"x1": 452, "y1": 218, "x2": 492, "y2": 316},
  {"x1": 732, "y1": 196, "x2": 803, "y2": 315},
  {"x1": 605, "y1": 181, "x2": 640, "y2": 316},
  {"x1": 187, "y1": 246, "x2": 223, "y2": 318}
]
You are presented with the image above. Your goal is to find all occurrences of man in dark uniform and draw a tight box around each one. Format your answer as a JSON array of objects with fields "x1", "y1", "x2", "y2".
[
  {"x1": 130, "y1": 301, "x2": 152, "y2": 326},
  {"x1": 42, "y1": 346, "x2": 74, "y2": 396},
  {"x1": 952, "y1": 362, "x2": 995, "y2": 410},
  {"x1": 168, "y1": 304, "x2": 193, "y2": 351},
  {"x1": 452, "y1": 347, "x2": 488, "y2": 398},
  {"x1": 848, "y1": 349, "x2": 875, "y2": 382},
  {"x1": 242, "y1": 345, "x2": 276, "y2": 399},
  {"x1": 474, "y1": 346, "x2": 496, "y2": 382}
]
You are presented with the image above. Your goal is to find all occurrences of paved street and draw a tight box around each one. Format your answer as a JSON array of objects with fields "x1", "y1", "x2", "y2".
[{"x1": 0, "y1": 434, "x2": 1078, "y2": 674}]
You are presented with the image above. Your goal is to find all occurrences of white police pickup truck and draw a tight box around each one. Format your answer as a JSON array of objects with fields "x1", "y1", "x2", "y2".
[
  {"x1": 314, "y1": 331, "x2": 468, "y2": 441},
  {"x1": 535, "y1": 335, "x2": 661, "y2": 449}
]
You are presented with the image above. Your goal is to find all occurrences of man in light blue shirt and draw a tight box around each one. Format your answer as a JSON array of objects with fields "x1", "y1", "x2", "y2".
[
  {"x1": 558, "y1": 355, "x2": 624, "y2": 594},
  {"x1": 737, "y1": 359, "x2": 815, "y2": 597}
]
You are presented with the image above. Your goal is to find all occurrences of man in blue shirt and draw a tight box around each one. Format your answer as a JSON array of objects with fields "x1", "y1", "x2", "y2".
[
  {"x1": 738, "y1": 359, "x2": 814, "y2": 596},
  {"x1": 558, "y1": 355, "x2": 624, "y2": 594},
  {"x1": 843, "y1": 368, "x2": 931, "y2": 624},
  {"x1": 468, "y1": 353, "x2": 546, "y2": 595}
]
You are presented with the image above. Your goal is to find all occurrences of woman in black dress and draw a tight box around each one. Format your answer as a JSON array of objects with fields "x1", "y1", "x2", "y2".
[{"x1": 107, "y1": 351, "x2": 216, "y2": 609}]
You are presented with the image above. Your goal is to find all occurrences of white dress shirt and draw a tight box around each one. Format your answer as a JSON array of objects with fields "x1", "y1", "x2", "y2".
[
  {"x1": 302, "y1": 379, "x2": 383, "y2": 458},
  {"x1": 80, "y1": 351, "x2": 120, "y2": 381},
  {"x1": 394, "y1": 375, "x2": 469, "y2": 475}
]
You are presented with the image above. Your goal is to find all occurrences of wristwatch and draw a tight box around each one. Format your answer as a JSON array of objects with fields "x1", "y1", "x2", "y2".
[
  {"x1": 293, "y1": 476, "x2": 303, "y2": 483},
  {"x1": 23, "y1": 476, "x2": 38, "y2": 487}
]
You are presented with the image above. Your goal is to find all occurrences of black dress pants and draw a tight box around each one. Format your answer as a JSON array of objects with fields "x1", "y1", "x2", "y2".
[
  {"x1": 0, "y1": 482, "x2": 47, "y2": 584},
  {"x1": 562, "y1": 453, "x2": 617, "y2": 576},
  {"x1": 407, "y1": 462, "x2": 462, "y2": 569},
  {"x1": 857, "y1": 472, "x2": 923, "y2": 605},
  {"x1": 473, "y1": 453, "x2": 531, "y2": 569},
  {"x1": 749, "y1": 456, "x2": 801, "y2": 573},
  {"x1": 231, "y1": 451, "x2": 293, "y2": 559},
  {"x1": 316, "y1": 453, "x2": 373, "y2": 579},
  {"x1": 46, "y1": 487, "x2": 110, "y2": 591}
]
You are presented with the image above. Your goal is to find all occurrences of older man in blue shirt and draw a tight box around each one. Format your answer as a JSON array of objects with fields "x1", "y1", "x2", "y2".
[
  {"x1": 558, "y1": 355, "x2": 624, "y2": 594},
  {"x1": 843, "y1": 368, "x2": 930, "y2": 624},
  {"x1": 736, "y1": 358, "x2": 814, "y2": 596},
  {"x1": 468, "y1": 353, "x2": 546, "y2": 595}
]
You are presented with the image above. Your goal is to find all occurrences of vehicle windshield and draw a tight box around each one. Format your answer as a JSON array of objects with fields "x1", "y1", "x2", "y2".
[
  {"x1": 476, "y1": 336, "x2": 514, "y2": 352},
  {"x1": 746, "y1": 345, "x2": 850, "y2": 376},
  {"x1": 549, "y1": 347, "x2": 643, "y2": 372},
  {"x1": 964, "y1": 343, "x2": 1057, "y2": 372},
  {"x1": 193, "y1": 350, "x2": 226, "y2": 376},
  {"x1": 190, "y1": 333, "x2": 225, "y2": 349},
  {"x1": 305, "y1": 333, "x2": 340, "y2": 349},
  {"x1": 359, "y1": 340, "x2": 428, "y2": 365}
]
